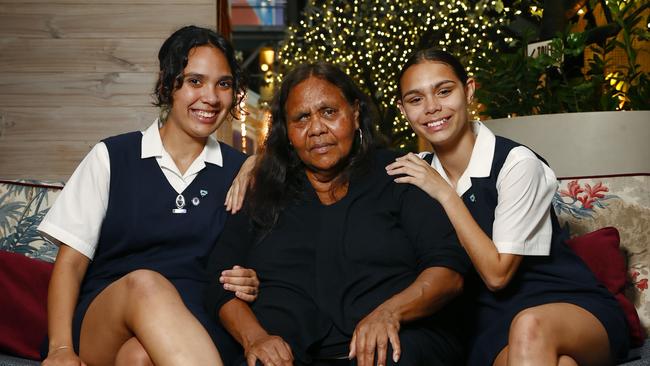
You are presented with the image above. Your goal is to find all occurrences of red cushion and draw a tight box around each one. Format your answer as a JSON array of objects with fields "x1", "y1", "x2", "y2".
[
  {"x1": 566, "y1": 227, "x2": 645, "y2": 347},
  {"x1": 0, "y1": 251, "x2": 53, "y2": 360}
]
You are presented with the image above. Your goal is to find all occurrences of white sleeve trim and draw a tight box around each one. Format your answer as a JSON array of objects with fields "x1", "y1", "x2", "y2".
[
  {"x1": 494, "y1": 234, "x2": 552, "y2": 256},
  {"x1": 38, "y1": 221, "x2": 96, "y2": 259}
]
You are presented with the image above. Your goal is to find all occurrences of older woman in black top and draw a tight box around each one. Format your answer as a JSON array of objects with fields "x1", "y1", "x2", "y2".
[{"x1": 205, "y1": 63, "x2": 472, "y2": 366}]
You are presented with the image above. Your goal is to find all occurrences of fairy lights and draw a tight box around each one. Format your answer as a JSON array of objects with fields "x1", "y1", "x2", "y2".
[
  {"x1": 239, "y1": 99, "x2": 247, "y2": 153},
  {"x1": 277, "y1": 0, "x2": 513, "y2": 148}
]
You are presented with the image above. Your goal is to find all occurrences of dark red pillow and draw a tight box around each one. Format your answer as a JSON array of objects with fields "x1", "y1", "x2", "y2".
[
  {"x1": 0, "y1": 250, "x2": 53, "y2": 360},
  {"x1": 566, "y1": 227, "x2": 645, "y2": 347}
]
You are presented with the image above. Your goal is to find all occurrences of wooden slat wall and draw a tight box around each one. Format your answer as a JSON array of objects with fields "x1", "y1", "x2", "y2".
[{"x1": 0, "y1": 0, "x2": 221, "y2": 181}]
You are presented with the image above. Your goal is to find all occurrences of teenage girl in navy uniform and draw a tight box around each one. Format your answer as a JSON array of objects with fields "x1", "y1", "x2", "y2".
[
  {"x1": 39, "y1": 26, "x2": 258, "y2": 366},
  {"x1": 386, "y1": 49, "x2": 629, "y2": 366}
]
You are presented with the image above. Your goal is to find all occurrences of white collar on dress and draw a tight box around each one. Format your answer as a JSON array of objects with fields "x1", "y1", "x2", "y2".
[
  {"x1": 140, "y1": 118, "x2": 223, "y2": 168},
  {"x1": 427, "y1": 121, "x2": 496, "y2": 196}
]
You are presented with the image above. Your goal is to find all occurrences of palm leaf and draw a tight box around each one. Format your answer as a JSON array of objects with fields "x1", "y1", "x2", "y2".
[
  {"x1": 2, "y1": 209, "x2": 49, "y2": 253},
  {"x1": 0, "y1": 192, "x2": 26, "y2": 237},
  {"x1": 4, "y1": 182, "x2": 33, "y2": 197},
  {"x1": 32, "y1": 242, "x2": 59, "y2": 262}
]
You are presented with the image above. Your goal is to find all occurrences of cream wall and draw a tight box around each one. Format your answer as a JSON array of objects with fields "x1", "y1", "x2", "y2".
[
  {"x1": 484, "y1": 111, "x2": 650, "y2": 178},
  {"x1": 0, "y1": 0, "x2": 221, "y2": 181}
]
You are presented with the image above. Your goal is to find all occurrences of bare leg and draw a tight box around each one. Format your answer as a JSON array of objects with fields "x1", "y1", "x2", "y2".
[
  {"x1": 494, "y1": 348, "x2": 580, "y2": 366},
  {"x1": 558, "y1": 355, "x2": 579, "y2": 366},
  {"x1": 493, "y1": 346, "x2": 508, "y2": 366},
  {"x1": 493, "y1": 303, "x2": 611, "y2": 366},
  {"x1": 115, "y1": 338, "x2": 153, "y2": 366},
  {"x1": 78, "y1": 269, "x2": 222, "y2": 366}
]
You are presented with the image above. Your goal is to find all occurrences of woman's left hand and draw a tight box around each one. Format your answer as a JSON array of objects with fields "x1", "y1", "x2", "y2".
[
  {"x1": 220, "y1": 265, "x2": 260, "y2": 302},
  {"x1": 225, "y1": 155, "x2": 256, "y2": 213},
  {"x1": 349, "y1": 307, "x2": 401, "y2": 366},
  {"x1": 386, "y1": 153, "x2": 455, "y2": 203}
]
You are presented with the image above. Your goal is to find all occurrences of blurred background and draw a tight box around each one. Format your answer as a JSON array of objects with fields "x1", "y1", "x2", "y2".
[{"x1": 0, "y1": 0, "x2": 648, "y2": 180}]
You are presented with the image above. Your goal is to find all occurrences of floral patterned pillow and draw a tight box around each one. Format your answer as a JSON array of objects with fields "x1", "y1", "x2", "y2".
[
  {"x1": 554, "y1": 176, "x2": 650, "y2": 336},
  {"x1": 0, "y1": 180, "x2": 63, "y2": 263}
]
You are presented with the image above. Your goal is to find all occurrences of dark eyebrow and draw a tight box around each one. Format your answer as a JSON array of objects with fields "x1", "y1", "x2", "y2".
[
  {"x1": 183, "y1": 72, "x2": 204, "y2": 80},
  {"x1": 182, "y1": 73, "x2": 233, "y2": 81},
  {"x1": 401, "y1": 79, "x2": 456, "y2": 99},
  {"x1": 288, "y1": 111, "x2": 309, "y2": 121}
]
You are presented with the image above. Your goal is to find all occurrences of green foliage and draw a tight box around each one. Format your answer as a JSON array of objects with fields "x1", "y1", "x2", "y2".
[
  {"x1": 606, "y1": 0, "x2": 650, "y2": 110},
  {"x1": 278, "y1": 0, "x2": 514, "y2": 150},
  {"x1": 474, "y1": 0, "x2": 649, "y2": 118}
]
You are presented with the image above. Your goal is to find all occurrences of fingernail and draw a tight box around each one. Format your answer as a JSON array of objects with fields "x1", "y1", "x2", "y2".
[{"x1": 393, "y1": 353, "x2": 399, "y2": 362}]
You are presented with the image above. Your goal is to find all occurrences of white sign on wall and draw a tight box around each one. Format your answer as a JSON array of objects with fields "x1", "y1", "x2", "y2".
[{"x1": 527, "y1": 39, "x2": 554, "y2": 58}]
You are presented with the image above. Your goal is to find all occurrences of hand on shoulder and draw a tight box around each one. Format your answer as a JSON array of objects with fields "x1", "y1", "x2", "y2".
[{"x1": 386, "y1": 152, "x2": 456, "y2": 204}]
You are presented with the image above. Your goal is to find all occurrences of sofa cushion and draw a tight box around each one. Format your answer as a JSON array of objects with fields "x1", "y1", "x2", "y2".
[
  {"x1": 0, "y1": 180, "x2": 62, "y2": 263},
  {"x1": 0, "y1": 250, "x2": 53, "y2": 360},
  {"x1": 554, "y1": 176, "x2": 650, "y2": 337},
  {"x1": 567, "y1": 227, "x2": 645, "y2": 346},
  {"x1": 567, "y1": 227, "x2": 626, "y2": 295}
]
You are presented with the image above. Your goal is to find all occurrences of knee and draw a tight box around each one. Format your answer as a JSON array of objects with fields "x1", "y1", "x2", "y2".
[
  {"x1": 122, "y1": 269, "x2": 175, "y2": 298},
  {"x1": 509, "y1": 310, "x2": 549, "y2": 351},
  {"x1": 115, "y1": 339, "x2": 153, "y2": 366}
]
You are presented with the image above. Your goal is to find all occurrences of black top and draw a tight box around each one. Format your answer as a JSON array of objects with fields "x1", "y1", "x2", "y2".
[{"x1": 205, "y1": 148, "x2": 472, "y2": 363}]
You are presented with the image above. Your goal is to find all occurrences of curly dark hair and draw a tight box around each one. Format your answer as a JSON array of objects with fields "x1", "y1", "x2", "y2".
[
  {"x1": 248, "y1": 62, "x2": 379, "y2": 231},
  {"x1": 153, "y1": 25, "x2": 246, "y2": 118}
]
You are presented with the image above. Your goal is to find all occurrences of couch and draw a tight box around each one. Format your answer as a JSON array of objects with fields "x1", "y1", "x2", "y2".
[{"x1": 1, "y1": 111, "x2": 649, "y2": 365}]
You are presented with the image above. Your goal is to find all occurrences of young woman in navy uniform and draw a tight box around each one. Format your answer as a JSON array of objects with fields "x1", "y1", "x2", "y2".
[
  {"x1": 386, "y1": 49, "x2": 629, "y2": 366},
  {"x1": 39, "y1": 26, "x2": 258, "y2": 366}
]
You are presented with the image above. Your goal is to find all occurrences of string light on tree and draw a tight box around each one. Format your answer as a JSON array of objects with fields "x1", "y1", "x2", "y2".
[
  {"x1": 238, "y1": 99, "x2": 248, "y2": 153},
  {"x1": 278, "y1": 0, "x2": 514, "y2": 150}
]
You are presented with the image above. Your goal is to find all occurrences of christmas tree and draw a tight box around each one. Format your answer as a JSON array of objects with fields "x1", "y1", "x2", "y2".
[{"x1": 277, "y1": 0, "x2": 517, "y2": 150}]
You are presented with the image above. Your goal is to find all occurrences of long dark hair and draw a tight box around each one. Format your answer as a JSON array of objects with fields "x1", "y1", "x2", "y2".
[
  {"x1": 248, "y1": 62, "x2": 378, "y2": 231},
  {"x1": 397, "y1": 48, "x2": 468, "y2": 97},
  {"x1": 153, "y1": 25, "x2": 246, "y2": 118}
]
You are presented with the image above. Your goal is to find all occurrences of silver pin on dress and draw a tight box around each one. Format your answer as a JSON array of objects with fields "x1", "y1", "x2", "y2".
[{"x1": 173, "y1": 194, "x2": 187, "y2": 214}]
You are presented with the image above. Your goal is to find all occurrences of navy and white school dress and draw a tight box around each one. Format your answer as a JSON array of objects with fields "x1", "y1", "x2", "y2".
[
  {"x1": 39, "y1": 127, "x2": 245, "y2": 362},
  {"x1": 424, "y1": 124, "x2": 629, "y2": 365}
]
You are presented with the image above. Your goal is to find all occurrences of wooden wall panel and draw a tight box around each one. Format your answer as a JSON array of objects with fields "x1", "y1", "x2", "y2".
[
  {"x1": 0, "y1": 142, "x2": 97, "y2": 182},
  {"x1": 0, "y1": 73, "x2": 157, "y2": 107},
  {"x1": 0, "y1": 4, "x2": 217, "y2": 39},
  {"x1": 0, "y1": 107, "x2": 157, "y2": 141},
  {"x1": 0, "y1": 39, "x2": 160, "y2": 72},
  {"x1": 0, "y1": 107, "x2": 158, "y2": 181},
  {"x1": 0, "y1": 1, "x2": 219, "y2": 181},
  {"x1": 0, "y1": 0, "x2": 213, "y2": 4}
]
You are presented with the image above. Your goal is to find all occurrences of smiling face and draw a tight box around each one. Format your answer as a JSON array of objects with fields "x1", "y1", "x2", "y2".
[
  {"x1": 285, "y1": 76, "x2": 359, "y2": 179},
  {"x1": 398, "y1": 61, "x2": 475, "y2": 149},
  {"x1": 165, "y1": 45, "x2": 234, "y2": 140}
]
